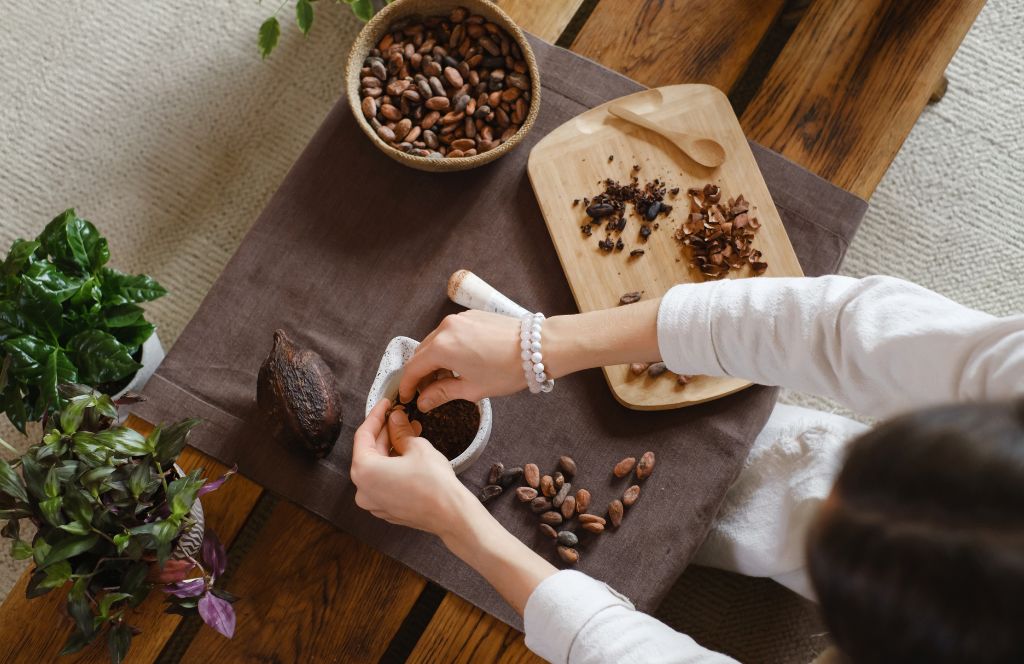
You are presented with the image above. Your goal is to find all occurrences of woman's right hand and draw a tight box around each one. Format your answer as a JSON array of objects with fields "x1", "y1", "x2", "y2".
[{"x1": 398, "y1": 310, "x2": 531, "y2": 411}]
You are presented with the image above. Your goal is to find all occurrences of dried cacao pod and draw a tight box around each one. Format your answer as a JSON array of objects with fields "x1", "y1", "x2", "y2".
[{"x1": 257, "y1": 329, "x2": 343, "y2": 458}]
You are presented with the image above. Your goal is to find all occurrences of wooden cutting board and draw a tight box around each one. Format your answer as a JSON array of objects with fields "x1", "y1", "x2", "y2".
[{"x1": 527, "y1": 84, "x2": 803, "y2": 410}]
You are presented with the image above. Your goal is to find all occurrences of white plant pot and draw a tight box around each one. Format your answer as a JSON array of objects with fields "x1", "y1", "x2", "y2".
[
  {"x1": 366, "y1": 336, "x2": 492, "y2": 475},
  {"x1": 113, "y1": 332, "x2": 165, "y2": 400}
]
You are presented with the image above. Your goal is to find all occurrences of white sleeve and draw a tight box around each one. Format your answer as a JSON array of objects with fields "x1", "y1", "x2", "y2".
[
  {"x1": 657, "y1": 275, "x2": 1024, "y2": 419},
  {"x1": 524, "y1": 570, "x2": 737, "y2": 664}
]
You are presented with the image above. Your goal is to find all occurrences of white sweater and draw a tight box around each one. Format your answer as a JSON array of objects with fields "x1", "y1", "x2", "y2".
[{"x1": 523, "y1": 275, "x2": 1024, "y2": 664}]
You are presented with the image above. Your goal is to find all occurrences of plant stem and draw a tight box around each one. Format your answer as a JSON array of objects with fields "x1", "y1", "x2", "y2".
[{"x1": 153, "y1": 460, "x2": 170, "y2": 496}]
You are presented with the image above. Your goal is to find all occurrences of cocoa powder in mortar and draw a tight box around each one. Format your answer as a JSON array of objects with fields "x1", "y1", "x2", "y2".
[{"x1": 403, "y1": 397, "x2": 480, "y2": 460}]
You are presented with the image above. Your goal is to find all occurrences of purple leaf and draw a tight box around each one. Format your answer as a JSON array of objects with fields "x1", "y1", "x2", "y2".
[
  {"x1": 197, "y1": 465, "x2": 237, "y2": 498},
  {"x1": 198, "y1": 592, "x2": 236, "y2": 638},
  {"x1": 202, "y1": 530, "x2": 227, "y2": 577},
  {"x1": 162, "y1": 578, "x2": 206, "y2": 598}
]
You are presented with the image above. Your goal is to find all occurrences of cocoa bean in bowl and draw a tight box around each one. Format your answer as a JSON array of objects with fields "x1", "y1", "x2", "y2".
[{"x1": 345, "y1": 0, "x2": 541, "y2": 172}]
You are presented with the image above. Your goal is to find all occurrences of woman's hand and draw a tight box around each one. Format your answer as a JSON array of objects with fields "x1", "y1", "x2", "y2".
[
  {"x1": 398, "y1": 310, "x2": 531, "y2": 411},
  {"x1": 351, "y1": 399, "x2": 476, "y2": 537}
]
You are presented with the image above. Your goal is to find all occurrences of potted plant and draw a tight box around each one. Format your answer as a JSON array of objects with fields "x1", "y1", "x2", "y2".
[
  {"x1": 257, "y1": 0, "x2": 379, "y2": 58},
  {"x1": 0, "y1": 385, "x2": 236, "y2": 662},
  {"x1": 1, "y1": 209, "x2": 167, "y2": 433}
]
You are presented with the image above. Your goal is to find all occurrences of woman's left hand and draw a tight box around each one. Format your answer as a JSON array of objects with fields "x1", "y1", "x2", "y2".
[{"x1": 350, "y1": 399, "x2": 475, "y2": 537}]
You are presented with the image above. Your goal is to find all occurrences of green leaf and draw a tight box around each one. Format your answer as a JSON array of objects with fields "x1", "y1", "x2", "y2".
[
  {"x1": 38, "y1": 349, "x2": 77, "y2": 419},
  {"x1": 59, "y1": 630, "x2": 95, "y2": 657},
  {"x1": 73, "y1": 434, "x2": 111, "y2": 468},
  {"x1": 108, "y1": 621, "x2": 133, "y2": 664},
  {"x1": 11, "y1": 538, "x2": 33, "y2": 560},
  {"x1": 3, "y1": 239, "x2": 41, "y2": 277},
  {"x1": 32, "y1": 538, "x2": 51, "y2": 565},
  {"x1": 296, "y1": 0, "x2": 314, "y2": 34},
  {"x1": 68, "y1": 593, "x2": 95, "y2": 638},
  {"x1": 103, "y1": 304, "x2": 145, "y2": 328},
  {"x1": 42, "y1": 533, "x2": 99, "y2": 566},
  {"x1": 258, "y1": 16, "x2": 281, "y2": 58},
  {"x1": 0, "y1": 300, "x2": 30, "y2": 340},
  {"x1": 23, "y1": 260, "x2": 83, "y2": 302},
  {"x1": 113, "y1": 532, "x2": 130, "y2": 554},
  {"x1": 60, "y1": 395, "x2": 92, "y2": 434},
  {"x1": 110, "y1": 321, "x2": 155, "y2": 352},
  {"x1": 99, "y1": 268, "x2": 166, "y2": 304},
  {"x1": 99, "y1": 592, "x2": 132, "y2": 618},
  {"x1": 93, "y1": 427, "x2": 149, "y2": 456},
  {"x1": 80, "y1": 465, "x2": 116, "y2": 489},
  {"x1": 58, "y1": 521, "x2": 91, "y2": 536},
  {"x1": 39, "y1": 496, "x2": 65, "y2": 526},
  {"x1": 3, "y1": 335, "x2": 54, "y2": 381},
  {"x1": 26, "y1": 570, "x2": 54, "y2": 598},
  {"x1": 166, "y1": 470, "x2": 204, "y2": 519},
  {"x1": 39, "y1": 560, "x2": 72, "y2": 589},
  {"x1": 154, "y1": 520, "x2": 179, "y2": 565},
  {"x1": 1, "y1": 383, "x2": 29, "y2": 434},
  {"x1": 0, "y1": 458, "x2": 28, "y2": 503},
  {"x1": 120, "y1": 561, "x2": 150, "y2": 607},
  {"x1": 351, "y1": 0, "x2": 374, "y2": 21},
  {"x1": 36, "y1": 210, "x2": 101, "y2": 275},
  {"x1": 67, "y1": 329, "x2": 140, "y2": 385},
  {"x1": 155, "y1": 418, "x2": 201, "y2": 465},
  {"x1": 63, "y1": 487, "x2": 94, "y2": 525},
  {"x1": 127, "y1": 462, "x2": 152, "y2": 499},
  {"x1": 1, "y1": 518, "x2": 18, "y2": 539},
  {"x1": 18, "y1": 276, "x2": 62, "y2": 343},
  {"x1": 44, "y1": 465, "x2": 61, "y2": 498}
]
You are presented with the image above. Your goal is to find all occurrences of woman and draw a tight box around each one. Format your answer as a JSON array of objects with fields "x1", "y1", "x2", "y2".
[{"x1": 351, "y1": 275, "x2": 1024, "y2": 663}]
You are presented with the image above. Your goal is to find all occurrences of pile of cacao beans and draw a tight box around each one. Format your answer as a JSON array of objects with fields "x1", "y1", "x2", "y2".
[
  {"x1": 479, "y1": 451, "x2": 656, "y2": 565},
  {"x1": 357, "y1": 6, "x2": 533, "y2": 159}
]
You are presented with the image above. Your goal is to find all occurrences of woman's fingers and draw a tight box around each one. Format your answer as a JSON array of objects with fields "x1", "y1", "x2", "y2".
[
  {"x1": 417, "y1": 377, "x2": 474, "y2": 412},
  {"x1": 398, "y1": 347, "x2": 446, "y2": 403},
  {"x1": 388, "y1": 409, "x2": 420, "y2": 454},
  {"x1": 353, "y1": 399, "x2": 390, "y2": 462}
]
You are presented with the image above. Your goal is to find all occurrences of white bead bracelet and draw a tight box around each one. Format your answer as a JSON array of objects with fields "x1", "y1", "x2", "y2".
[{"x1": 520, "y1": 312, "x2": 554, "y2": 394}]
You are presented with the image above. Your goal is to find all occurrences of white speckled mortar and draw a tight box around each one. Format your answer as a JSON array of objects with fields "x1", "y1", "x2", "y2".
[{"x1": 365, "y1": 336, "x2": 492, "y2": 475}]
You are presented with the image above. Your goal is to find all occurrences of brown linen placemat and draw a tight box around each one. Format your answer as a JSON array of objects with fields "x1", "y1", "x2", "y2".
[{"x1": 133, "y1": 35, "x2": 867, "y2": 630}]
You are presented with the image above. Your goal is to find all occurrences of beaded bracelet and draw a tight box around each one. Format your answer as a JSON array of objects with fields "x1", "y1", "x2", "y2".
[{"x1": 520, "y1": 312, "x2": 555, "y2": 394}]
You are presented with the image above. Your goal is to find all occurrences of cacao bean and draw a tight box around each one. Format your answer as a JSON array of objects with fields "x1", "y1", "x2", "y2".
[
  {"x1": 636, "y1": 451, "x2": 656, "y2": 480},
  {"x1": 499, "y1": 466, "x2": 523, "y2": 488},
  {"x1": 647, "y1": 362, "x2": 667, "y2": 377},
  {"x1": 586, "y1": 203, "x2": 615, "y2": 218},
  {"x1": 558, "y1": 455, "x2": 577, "y2": 478},
  {"x1": 560, "y1": 495, "x2": 576, "y2": 519},
  {"x1": 524, "y1": 463, "x2": 540, "y2": 489},
  {"x1": 531, "y1": 497, "x2": 552, "y2": 513},
  {"x1": 581, "y1": 522, "x2": 605, "y2": 534},
  {"x1": 552, "y1": 482, "x2": 571, "y2": 508},
  {"x1": 575, "y1": 489, "x2": 591, "y2": 513},
  {"x1": 370, "y1": 60, "x2": 388, "y2": 80},
  {"x1": 479, "y1": 484, "x2": 502, "y2": 503},
  {"x1": 540, "y1": 475, "x2": 555, "y2": 497},
  {"x1": 256, "y1": 329, "x2": 342, "y2": 458},
  {"x1": 557, "y1": 546, "x2": 579, "y2": 564},
  {"x1": 539, "y1": 523, "x2": 557, "y2": 539},
  {"x1": 613, "y1": 457, "x2": 637, "y2": 478},
  {"x1": 630, "y1": 362, "x2": 650, "y2": 376},
  {"x1": 579, "y1": 514, "x2": 606, "y2": 525},
  {"x1": 487, "y1": 462, "x2": 504, "y2": 486},
  {"x1": 608, "y1": 500, "x2": 624, "y2": 527},
  {"x1": 623, "y1": 484, "x2": 640, "y2": 507},
  {"x1": 451, "y1": 138, "x2": 476, "y2": 151},
  {"x1": 557, "y1": 531, "x2": 579, "y2": 547},
  {"x1": 516, "y1": 486, "x2": 538, "y2": 502},
  {"x1": 443, "y1": 66, "x2": 464, "y2": 88},
  {"x1": 376, "y1": 125, "x2": 396, "y2": 143},
  {"x1": 361, "y1": 96, "x2": 377, "y2": 119},
  {"x1": 394, "y1": 118, "x2": 412, "y2": 141},
  {"x1": 553, "y1": 472, "x2": 565, "y2": 490},
  {"x1": 426, "y1": 96, "x2": 451, "y2": 111},
  {"x1": 420, "y1": 111, "x2": 441, "y2": 129},
  {"x1": 540, "y1": 511, "x2": 563, "y2": 526},
  {"x1": 619, "y1": 291, "x2": 642, "y2": 305}
]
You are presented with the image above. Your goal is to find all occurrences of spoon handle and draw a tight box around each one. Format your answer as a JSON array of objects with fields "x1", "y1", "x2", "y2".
[{"x1": 608, "y1": 105, "x2": 670, "y2": 138}]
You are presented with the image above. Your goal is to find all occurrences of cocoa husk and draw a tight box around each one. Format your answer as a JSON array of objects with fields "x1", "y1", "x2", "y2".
[{"x1": 257, "y1": 329, "x2": 343, "y2": 458}]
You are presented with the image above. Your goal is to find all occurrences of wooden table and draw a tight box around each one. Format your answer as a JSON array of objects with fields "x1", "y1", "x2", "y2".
[{"x1": 0, "y1": 1, "x2": 986, "y2": 661}]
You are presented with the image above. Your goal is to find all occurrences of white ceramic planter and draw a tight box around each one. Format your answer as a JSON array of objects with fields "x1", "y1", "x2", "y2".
[
  {"x1": 366, "y1": 336, "x2": 492, "y2": 475},
  {"x1": 113, "y1": 332, "x2": 165, "y2": 400}
]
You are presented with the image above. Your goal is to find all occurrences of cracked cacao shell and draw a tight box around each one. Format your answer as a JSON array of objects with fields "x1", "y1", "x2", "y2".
[
  {"x1": 257, "y1": 329, "x2": 343, "y2": 458},
  {"x1": 516, "y1": 487, "x2": 538, "y2": 502},
  {"x1": 500, "y1": 466, "x2": 523, "y2": 488},
  {"x1": 575, "y1": 489, "x2": 591, "y2": 513},
  {"x1": 487, "y1": 462, "x2": 504, "y2": 485},
  {"x1": 479, "y1": 484, "x2": 502, "y2": 502}
]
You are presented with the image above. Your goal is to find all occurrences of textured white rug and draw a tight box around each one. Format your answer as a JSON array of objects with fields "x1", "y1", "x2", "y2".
[{"x1": 1, "y1": 0, "x2": 1021, "y2": 627}]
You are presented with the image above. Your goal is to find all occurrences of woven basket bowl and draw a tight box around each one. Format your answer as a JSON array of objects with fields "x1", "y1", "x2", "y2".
[{"x1": 345, "y1": 0, "x2": 541, "y2": 172}]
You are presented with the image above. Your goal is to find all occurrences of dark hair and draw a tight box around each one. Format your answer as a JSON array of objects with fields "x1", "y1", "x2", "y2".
[{"x1": 807, "y1": 401, "x2": 1024, "y2": 664}]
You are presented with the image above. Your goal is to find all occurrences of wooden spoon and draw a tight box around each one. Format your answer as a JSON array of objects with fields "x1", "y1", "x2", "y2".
[{"x1": 608, "y1": 104, "x2": 726, "y2": 169}]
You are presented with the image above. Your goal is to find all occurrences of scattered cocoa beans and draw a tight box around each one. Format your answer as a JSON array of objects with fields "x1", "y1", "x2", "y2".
[
  {"x1": 608, "y1": 500, "x2": 624, "y2": 527},
  {"x1": 560, "y1": 495, "x2": 576, "y2": 519},
  {"x1": 647, "y1": 362, "x2": 667, "y2": 377},
  {"x1": 540, "y1": 475, "x2": 555, "y2": 497},
  {"x1": 581, "y1": 521, "x2": 605, "y2": 534},
  {"x1": 540, "y1": 511, "x2": 564, "y2": 526},
  {"x1": 619, "y1": 291, "x2": 642, "y2": 305},
  {"x1": 516, "y1": 486, "x2": 538, "y2": 502},
  {"x1": 531, "y1": 497, "x2": 552, "y2": 513},
  {"x1": 479, "y1": 484, "x2": 502, "y2": 502},
  {"x1": 357, "y1": 7, "x2": 532, "y2": 159},
  {"x1": 552, "y1": 472, "x2": 565, "y2": 490},
  {"x1": 623, "y1": 485, "x2": 641, "y2": 507},
  {"x1": 613, "y1": 457, "x2": 636, "y2": 478},
  {"x1": 575, "y1": 489, "x2": 591, "y2": 513},
  {"x1": 524, "y1": 463, "x2": 540, "y2": 489},
  {"x1": 499, "y1": 466, "x2": 523, "y2": 487},
  {"x1": 557, "y1": 546, "x2": 580, "y2": 564},
  {"x1": 539, "y1": 523, "x2": 557, "y2": 539},
  {"x1": 578, "y1": 514, "x2": 606, "y2": 526},
  {"x1": 558, "y1": 455, "x2": 577, "y2": 478},
  {"x1": 636, "y1": 451, "x2": 656, "y2": 480},
  {"x1": 553, "y1": 482, "x2": 571, "y2": 508},
  {"x1": 487, "y1": 462, "x2": 504, "y2": 485},
  {"x1": 557, "y1": 531, "x2": 579, "y2": 547}
]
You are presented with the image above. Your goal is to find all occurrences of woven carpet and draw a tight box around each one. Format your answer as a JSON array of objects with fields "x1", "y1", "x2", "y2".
[{"x1": 1, "y1": 0, "x2": 1021, "y2": 661}]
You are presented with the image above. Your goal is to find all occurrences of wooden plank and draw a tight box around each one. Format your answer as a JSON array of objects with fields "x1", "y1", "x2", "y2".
[
  {"x1": 407, "y1": 594, "x2": 542, "y2": 664},
  {"x1": 741, "y1": 0, "x2": 986, "y2": 198},
  {"x1": 0, "y1": 417, "x2": 263, "y2": 664},
  {"x1": 496, "y1": 0, "x2": 584, "y2": 43},
  {"x1": 570, "y1": 0, "x2": 787, "y2": 90},
  {"x1": 180, "y1": 501, "x2": 426, "y2": 662},
  {"x1": 528, "y1": 84, "x2": 802, "y2": 409}
]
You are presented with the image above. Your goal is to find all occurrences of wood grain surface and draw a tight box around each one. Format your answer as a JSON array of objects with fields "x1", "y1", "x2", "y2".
[
  {"x1": 571, "y1": 0, "x2": 787, "y2": 90},
  {"x1": 528, "y1": 84, "x2": 802, "y2": 409},
  {"x1": 741, "y1": 0, "x2": 987, "y2": 198},
  {"x1": 407, "y1": 594, "x2": 542, "y2": 664},
  {"x1": 0, "y1": 420, "x2": 263, "y2": 664},
  {"x1": 495, "y1": 0, "x2": 584, "y2": 43},
  {"x1": 179, "y1": 500, "x2": 426, "y2": 662}
]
